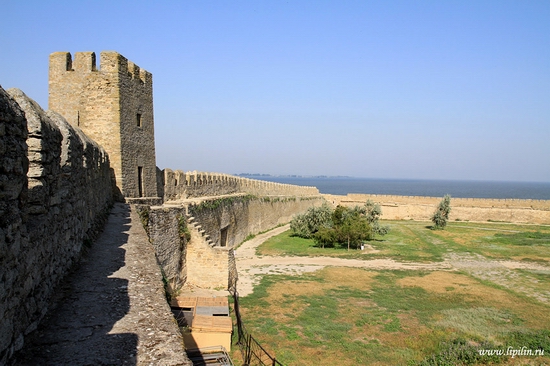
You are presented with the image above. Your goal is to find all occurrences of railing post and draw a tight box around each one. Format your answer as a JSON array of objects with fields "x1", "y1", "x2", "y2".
[{"x1": 246, "y1": 334, "x2": 252, "y2": 364}]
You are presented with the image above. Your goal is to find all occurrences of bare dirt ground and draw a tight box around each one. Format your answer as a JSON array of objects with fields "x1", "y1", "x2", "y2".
[{"x1": 234, "y1": 224, "x2": 550, "y2": 303}]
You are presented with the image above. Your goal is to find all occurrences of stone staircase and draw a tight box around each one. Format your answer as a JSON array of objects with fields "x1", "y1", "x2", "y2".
[{"x1": 185, "y1": 214, "x2": 217, "y2": 248}]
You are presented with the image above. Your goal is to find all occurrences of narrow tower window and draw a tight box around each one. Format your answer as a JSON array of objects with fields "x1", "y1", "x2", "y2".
[
  {"x1": 138, "y1": 166, "x2": 144, "y2": 197},
  {"x1": 136, "y1": 113, "x2": 142, "y2": 127}
]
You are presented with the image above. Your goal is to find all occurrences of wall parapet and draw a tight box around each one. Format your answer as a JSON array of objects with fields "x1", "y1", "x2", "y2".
[
  {"x1": 49, "y1": 51, "x2": 152, "y2": 83},
  {"x1": 162, "y1": 169, "x2": 320, "y2": 201},
  {"x1": 0, "y1": 87, "x2": 113, "y2": 363}
]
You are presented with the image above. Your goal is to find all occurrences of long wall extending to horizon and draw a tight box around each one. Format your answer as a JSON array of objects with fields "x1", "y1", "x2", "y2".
[
  {"x1": 161, "y1": 168, "x2": 319, "y2": 201},
  {"x1": 149, "y1": 169, "x2": 324, "y2": 291},
  {"x1": 326, "y1": 194, "x2": 550, "y2": 224},
  {"x1": 4, "y1": 49, "x2": 549, "y2": 364}
]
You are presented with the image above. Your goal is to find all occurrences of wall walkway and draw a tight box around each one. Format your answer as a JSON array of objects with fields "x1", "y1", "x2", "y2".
[
  {"x1": 1, "y1": 87, "x2": 113, "y2": 362},
  {"x1": 12, "y1": 203, "x2": 191, "y2": 365}
]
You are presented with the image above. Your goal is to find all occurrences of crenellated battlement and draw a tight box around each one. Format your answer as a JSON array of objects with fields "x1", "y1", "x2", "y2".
[
  {"x1": 162, "y1": 170, "x2": 320, "y2": 201},
  {"x1": 49, "y1": 51, "x2": 151, "y2": 84},
  {"x1": 49, "y1": 51, "x2": 75, "y2": 71}
]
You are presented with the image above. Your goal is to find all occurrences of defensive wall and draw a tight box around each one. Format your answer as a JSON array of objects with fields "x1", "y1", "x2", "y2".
[
  {"x1": 146, "y1": 171, "x2": 324, "y2": 294},
  {"x1": 142, "y1": 188, "x2": 325, "y2": 292},
  {"x1": 1, "y1": 51, "x2": 325, "y2": 363},
  {"x1": 162, "y1": 168, "x2": 320, "y2": 200},
  {"x1": 325, "y1": 194, "x2": 550, "y2": 224},
  {"x1": 6, "y1": 49, "x2": 550, "y2": 364},
  {"x1": 0, "y1": 87, "x2": 113, "y2": 362}
]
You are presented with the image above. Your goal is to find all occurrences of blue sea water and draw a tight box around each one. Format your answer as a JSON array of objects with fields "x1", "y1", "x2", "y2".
[{"x1": 246, "y1": 176, "x2": 550, "y2": 200}]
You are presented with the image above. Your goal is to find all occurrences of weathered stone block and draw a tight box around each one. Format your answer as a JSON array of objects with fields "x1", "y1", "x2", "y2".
[
  {"x1": 27, "y1": 165, "x2": 45, "y2": 178},
  {"x1": 0, "y1": 317, "x2": 13, "y2": 356}
]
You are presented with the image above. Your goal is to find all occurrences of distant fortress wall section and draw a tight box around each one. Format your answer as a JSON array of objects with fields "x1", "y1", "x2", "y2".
[
  {"x1": 161, "y1": 169, "x2": 320, "y2": 201},
  {"x1": 0, "y1": 87, "x2": 113, "y2": 362},
  {"x1": 144, "y1": 195, "x2": 326, "y2": 291},
  {"x1": 326, "y1": 194, "x2": 550, "y2": 224},
  {"x1": 185, "y1": 196, "x2": 326, "y2": 289},
  {"x1": 49, "y1": 51, "x2": 158, "y2": 200},
  {"x1": 187, "y1": 196, "x2": 325, "y2": 250}
]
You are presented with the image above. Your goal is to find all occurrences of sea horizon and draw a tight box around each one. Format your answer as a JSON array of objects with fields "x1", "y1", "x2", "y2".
[{"x1": 238, "y1": 175, "x2": 550, "y2": 200}]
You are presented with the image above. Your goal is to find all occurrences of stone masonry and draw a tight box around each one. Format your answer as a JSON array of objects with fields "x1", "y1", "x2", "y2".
[
  {"x1": 162, "y1": 169, "x2": 319, "y2": 201},
  {"x1": 1, "y1": 51, "x2": 326, "y2": 363},
  {"x1": 0, "y1": 86, "x2": 113, "y2": 363},
  {"x1": 12, "y1": 204, "x2": 191, "y2": 366},
  {"x1": 49, "y1": 51, "x2": 158, "y2": 200},
  {"x1": 7, "y1": 49, "x2": 549, "y2": 365},
  {"x1": 146, "y1": 195, "x2": 326, "y2": 292}
]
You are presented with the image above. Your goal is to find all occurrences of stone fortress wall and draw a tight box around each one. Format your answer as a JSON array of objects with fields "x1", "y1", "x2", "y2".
[
  {"x1": 146, "y1": 195, "x2": 325, "y2": 292},
  {"x1": 0, "y1": 87, "x2": 113, "y2": 362},
  {"x1": 327, "y1": 194, "x2": 550, "y2": 224},
  {"x1": 3, "y1": 49, "x2": 550, "y2": 363},
  {"x1": 162, "y1": 169, "x2": 319, "y2": 200},
  {"x1": 151, "y1": 170, "x2": 322, "y2": 291},
  {"x1": 1, "y1": 51, "x2": 324, "y2": 362}
]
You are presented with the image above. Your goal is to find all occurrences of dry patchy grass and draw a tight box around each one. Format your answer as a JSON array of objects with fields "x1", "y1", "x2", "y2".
[
  {"x1": 236, "y1": 268, "x2": 550, "y2": 365},
  {"x1": 235, "y1": 221, "x2": 550, "y2": 365}
]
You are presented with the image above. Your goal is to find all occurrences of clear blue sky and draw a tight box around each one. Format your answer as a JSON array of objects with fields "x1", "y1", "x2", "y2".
[{"x1": 2, "y1": 1, "x2": 549, "y2": 182}]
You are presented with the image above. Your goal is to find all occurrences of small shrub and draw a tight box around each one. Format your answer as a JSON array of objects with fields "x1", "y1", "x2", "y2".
[
  {"x1": 177, "y1": 214, "x2": 191, "y2": 242},
  {"x1": 136, "y1": 205, "x2": 150, "y2": 234},
  {"x1": 431, "y1": 195, "x2": 451, "y2": 230},
  {"x1": 417, "y1": 338, "x2": 503, "y2": 365}
]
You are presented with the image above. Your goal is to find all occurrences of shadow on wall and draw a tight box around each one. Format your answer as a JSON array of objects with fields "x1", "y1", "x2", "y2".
[
  {"x1": 111, "y1": 167, "x2": 124, "y2": 202},
  {"x1": 12, "y1": 205, "x2": 138, "y2": 365}
]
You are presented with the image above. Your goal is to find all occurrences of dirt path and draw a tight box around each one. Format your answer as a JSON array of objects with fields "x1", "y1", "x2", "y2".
[
  {"x1": 235, "y1": 225, "x2": 550, "y2": 300},
  {"x1": 234, "y1": 225, "x2": 451, "y2": 296}
]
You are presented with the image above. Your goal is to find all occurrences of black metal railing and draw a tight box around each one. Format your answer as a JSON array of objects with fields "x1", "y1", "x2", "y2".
[{"x1": 230, "y1": 289, "x2": 283, "y2": 366}]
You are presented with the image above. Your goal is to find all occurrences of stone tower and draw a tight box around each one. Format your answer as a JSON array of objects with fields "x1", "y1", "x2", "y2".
[{"x1": 49, "y1": 51, "x2": 158, "y2": 200}]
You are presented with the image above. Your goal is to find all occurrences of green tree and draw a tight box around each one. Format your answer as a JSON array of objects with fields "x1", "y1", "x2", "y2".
[
  {"x1": 296, "y1": 203, "x2": 382, "y2": 249},
  {"x1": 431, "y1": 194, "x2": 451, "y2": 230},
  {"x1": 313, "y1": 225, "x2": 337, "y2": 249},
  {"x1": 290, "y1": 203, "x2": 333, "y2": 238},
  {"x1": 363, "y1": 200, "x2": 390, "y2": 238},
  {"x1": 338, "y1": 213, "x2": 372, "y2": 250},
  {"x1": 327, "y1": 205, "x2": 372, "y2": 250}
]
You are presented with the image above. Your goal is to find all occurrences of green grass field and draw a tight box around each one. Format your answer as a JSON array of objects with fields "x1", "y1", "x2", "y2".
[
  {"x1": 232, "y1": 221, "x2": 550, "y2": 365},
  {"x1": 257, "y1": 221, "x2": 550, "y2": 263}
]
